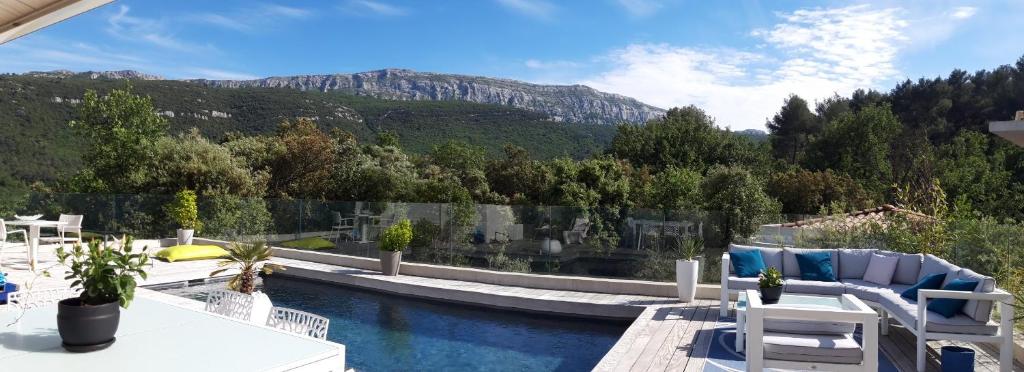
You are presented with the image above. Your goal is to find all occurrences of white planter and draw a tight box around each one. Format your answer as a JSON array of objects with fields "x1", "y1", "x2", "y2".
[
  {"x1": 540, "y1": 238, "x2": 562, "y2": 255},
  {"x1": 676, "y1": 259, "x2": 699, "y2": 303},
  {"x1": 176, "y1": 229, "x2": 194, "y2": 246}
]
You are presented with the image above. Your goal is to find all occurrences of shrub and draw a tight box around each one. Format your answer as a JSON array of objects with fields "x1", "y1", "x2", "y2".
[
  {"x1": 166, "y1": 189, "x2": 202, "y2": 232},
  {"x1": 380, "y1": 219, "x2": 413, "y2": 252}
]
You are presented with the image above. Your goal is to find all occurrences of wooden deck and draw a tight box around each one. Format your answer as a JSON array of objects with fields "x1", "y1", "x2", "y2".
[{"x1": 2, "y1": 241, "x2": 1020, "y2": 371}]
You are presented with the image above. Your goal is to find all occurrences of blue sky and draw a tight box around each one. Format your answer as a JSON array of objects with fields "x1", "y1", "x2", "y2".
[{"x1": 1, "y1": 0, "x2": 1021, "y2": 130}]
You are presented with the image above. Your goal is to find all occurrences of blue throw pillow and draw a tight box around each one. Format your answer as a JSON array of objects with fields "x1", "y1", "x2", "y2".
[
  {"x1": 901, "y1": 273, "x2": 946, "y2": 301},
  {"x1": 795, "y1": 251, "x2": 835, "y2": 281},
  {"x1": 730, "y1": 250, "x2": 766, "y2": 278},
  {"x1": 927, "y1": 279, "x2": 979, "y2": 318}
]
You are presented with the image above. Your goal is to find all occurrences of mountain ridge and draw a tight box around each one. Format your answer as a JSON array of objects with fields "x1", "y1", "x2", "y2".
[{"x1": 20, "y1": 68, "x2": 665, "y2": 125}]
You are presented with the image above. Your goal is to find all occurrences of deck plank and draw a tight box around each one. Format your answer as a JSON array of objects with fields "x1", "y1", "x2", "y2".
[
  {"x1": 664, "y1": 300, "x2": 713, "y2": 371},
  {"x1": 681, "y1": 301, "x2": 720, "y2": 372}
]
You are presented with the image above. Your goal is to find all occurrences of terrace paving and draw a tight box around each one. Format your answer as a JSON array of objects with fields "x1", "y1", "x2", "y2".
[{"x1": 2, "y1": 241, "x2": 1020, "y2": 371}]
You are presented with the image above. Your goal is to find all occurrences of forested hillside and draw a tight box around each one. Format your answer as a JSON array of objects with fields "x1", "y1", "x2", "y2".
[{"x1": 0, "y1": 74, "x2": 616, "y2": 183}]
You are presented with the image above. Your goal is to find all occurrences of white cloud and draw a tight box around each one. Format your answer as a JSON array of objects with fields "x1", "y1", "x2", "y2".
[
  {"x1": 950, "y1": 6, "x2": 977, "y2": 20},
  {"x1": 188, "y1": 4, "x2": 312, "y2": 32},
  {"x1": 340, "y1": 0, "x2": 409, "y2": 16},
  {"x1": 189, "y1": 13, "x2": 252, "y2": 31},
  {"x1": 495, "y1": 0, "x2": 555, "y2": 19},
  {"x1": 186, "y1": 68, "x2": 260, "y2": 80},
  {"x1": 260, "y1": 4, "x2": 311, "y2": 18},
  {"x1": 581, "y1": 5, "x2": 916, "y2": 130},
  {"x1": 525, "y1": 59, "x2": 580, "y2": 70},
  {"x1": 616, "y1": 0, "x2": 664, "y2": 17},
  {"x1": 107, "y1": 5, "x2": 218, "y2": 53}
]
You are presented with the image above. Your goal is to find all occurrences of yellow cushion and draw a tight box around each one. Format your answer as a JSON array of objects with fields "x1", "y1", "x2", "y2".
[
  {"x1": 280, "y1": 237, "x2": 336, "y2": 250},
  {"x1": 155, "y1": 245, "x2": 228, "y2": 262}
]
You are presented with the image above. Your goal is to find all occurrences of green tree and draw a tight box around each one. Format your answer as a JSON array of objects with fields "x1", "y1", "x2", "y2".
[
  {"x1": 767, "y1": 95, "x2": 819, "y2": 164},
  {"x1": 766, "y1": 169, "x2": 873, "y2": 214},
  {"x1": 806, "y1": 104, "x2": 901, "y2": 195},
  {"x1": 609, "y1": 106, "x2": 766, "y2": 172},
  {"x1": 702, "y1": 166, "x2": 781, "y2": 246},
  {"x1": 267, "y1": 119, "x2": 337, "y2": 198},
  {"x1": 148, "y1": 130, "x2": 267, "y2": 198},
  {"x1": 644, "y1": 167, "x2": 702, "y2": 211},
  {"x1": 68, "y1": 85, "x2": 168, "y2": 193}
]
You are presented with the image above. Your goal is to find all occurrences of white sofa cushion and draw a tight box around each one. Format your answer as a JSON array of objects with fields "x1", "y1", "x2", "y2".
[
  {"x1": 918, "y1": 254, "x2": 960, "y2": 286},
  {"x1": 727, "y1": 276, "x2": 761, "y2": 290},
  {"x1": 762, "y1": 332, "x2": 863, "y2": 364},
  {"x1": 783, "y1": 247, "x2": 838, "y2": 279},
  {"x1": 879, "y1": 292, "x2": 998, "y2": 335},
  {"x1": 958, "y1": 268, "x2": 997, "y2": 322},
  {"x1": 838, "y1": 248, "x2": 875, "y2": 279},
  {"x1": 862, "y1": 253, "x2": 899, "y2": 285},
  {"x1": 728, "y1": 244, "x2": 783, "y2": 274},
  {"x1": 784, "y1": 278, "x2": 845, "y2": 295},
  {"x1": 841, "y1": 279, "x2": 910, "y2": 304},
  {"x1": 877, "y1": 251, "x2": 923, "y2": 284}
]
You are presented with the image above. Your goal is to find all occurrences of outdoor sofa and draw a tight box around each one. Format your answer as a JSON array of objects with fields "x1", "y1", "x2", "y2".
[{"x1": 720, "y1": 244, "x2": 1015, "y2": 372}]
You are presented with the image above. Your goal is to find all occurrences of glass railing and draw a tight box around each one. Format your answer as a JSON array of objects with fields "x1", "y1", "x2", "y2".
[{"x1": 3, "y1": 192, "x2": 1021, "y2": 291}]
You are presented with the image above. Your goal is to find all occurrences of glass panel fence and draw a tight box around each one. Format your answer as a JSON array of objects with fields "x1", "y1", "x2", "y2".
[{"x1": 8, "y1": 192, "x2": 1024, "y2": 292}]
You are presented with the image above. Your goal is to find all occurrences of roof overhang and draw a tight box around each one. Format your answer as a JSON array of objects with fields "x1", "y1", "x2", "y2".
[
  {"x1": 0, "y1": 0, "x2": 112, "y2": 45},
  {"x1": 989, "y1": 120, "x2": 1024, "y2": 146}
]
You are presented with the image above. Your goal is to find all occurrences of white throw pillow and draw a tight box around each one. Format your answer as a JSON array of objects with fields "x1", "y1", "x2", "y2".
[{"x1": 862, "y1": 253, "x2": 899, "y2": 286}]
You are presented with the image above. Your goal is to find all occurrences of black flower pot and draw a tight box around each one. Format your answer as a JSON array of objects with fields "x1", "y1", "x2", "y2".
[
  {"x1": 57, "y1": 298, "x2": 120, "y2": 352},
  {"x1": 759, "y1": 286, "x2": 783, "y2": 303}
]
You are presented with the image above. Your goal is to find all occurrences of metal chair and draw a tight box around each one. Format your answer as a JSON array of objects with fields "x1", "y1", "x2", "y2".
[
  {"x1": 0, "y1": 219, "x2": 29, "y2": 268},
  {"x1": 330, "y1": 211, "x2": 355, "y2": 243},
  {"x1": 6, "y1": 288, "x2": 82, "y2": 310},
  {"x1": 204, "y1": 289, "x2": 254, "y2": 321},
  {"x1": 265, "y1": 306, "x2": 330, "y2": 339},
  {"x1": 562, "y1": 218, "x2": 591, "y2": 245},
  {"x1": 39, "y1": 214, "x2": 83, "y2": 247}
]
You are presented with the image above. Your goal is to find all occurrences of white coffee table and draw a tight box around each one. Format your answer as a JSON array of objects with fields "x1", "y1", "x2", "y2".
[{"x1": 734, "y1": 291, "x2": 854, "y2": 352}]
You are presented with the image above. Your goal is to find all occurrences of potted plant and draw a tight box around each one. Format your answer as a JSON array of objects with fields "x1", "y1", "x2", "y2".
[
  {"x1": 758, "y1": 267, "x2": 783, "y2": 303},
  {"x1": 53, "y1": 236, "x2": 149, "y2": 352},
  {"x1": 210, "y1": 241, "x2": 283, "y2": 323},
  {"x1": 166, "y1": 189, "x2": 202, "y2": 245},
  {"x1": 379, "y1": 219, "x2": 412, "y2": 276},
  {"x1": 675, "y1": 237, "x2": 703, "y2": 302},
  {"x1": 210, "y1": 241, "x2": 284, "y2": 295}
]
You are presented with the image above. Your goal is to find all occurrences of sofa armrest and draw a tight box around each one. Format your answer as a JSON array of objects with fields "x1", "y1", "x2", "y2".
[
  {"x1": 918, "y1": 289, "x2": 1014, "y2": 304},
  {"x1": 721, "y1": 253, "x2": 730, "y2": 287}
]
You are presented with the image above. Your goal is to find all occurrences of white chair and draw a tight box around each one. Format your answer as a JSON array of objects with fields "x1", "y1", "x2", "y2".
[
  {"x1": 57, "y1": 214, "x2": 84, "y2": 246},
  {"x1": 0, "y1": 219, "x2": 29, "y2": 268},
  {"x1": 562, "y1": 218, "x2": 590, "y2": 245},
  {"x1": 204, "y1": 289, "x2": 254, "y2": 321},
  {"x1": 330, "y1": 212, "x2": 355, "y2": 243},
  {"x1": 6, "y1": 288, "x2": 82, "y2": 310},
  {"x1": 266, "y1": 306, "x2": 330, "y2": 339}
]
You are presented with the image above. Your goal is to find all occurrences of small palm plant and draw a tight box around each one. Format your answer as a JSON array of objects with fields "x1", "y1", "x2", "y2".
[{"x1": 210, "y1": 241, "x2": 284, "y2": 294}]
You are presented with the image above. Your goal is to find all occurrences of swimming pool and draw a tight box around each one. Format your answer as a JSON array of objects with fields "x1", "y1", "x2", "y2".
[{"x1": 157, "y1": 276, "x2": 628, "y2": 372}]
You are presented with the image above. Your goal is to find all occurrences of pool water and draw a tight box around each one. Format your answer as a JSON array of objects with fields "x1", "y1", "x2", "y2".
[{"x1": 158, "y1": 277, "x2": 629, "y2": 372}]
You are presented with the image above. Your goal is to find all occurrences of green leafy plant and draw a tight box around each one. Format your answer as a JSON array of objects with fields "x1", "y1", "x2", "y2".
[
  {"x1": 758, "y1": 267, "x2": 783, "y2": 288},
  {"x1": 379, "y1": 219, "x2": 413, "y2": 252},
  {"x1": 676, "y1": 237, "x2": 704, "y2": 261},
  {"x1": 166, "y1": 189, "x2": 202, "y2": 232},
  {"x1": 55, "y1": 236, "x2": 150, "y2": 308},
  {"x1": 210, "y1": 241, "x2": 283, "y2": 294}
]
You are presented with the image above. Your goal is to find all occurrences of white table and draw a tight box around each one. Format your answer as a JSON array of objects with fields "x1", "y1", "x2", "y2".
[
  {"x1": 742, "y1": 290, "x2": 878, "y2": 372},
  {"x1": 0, "y1": 296, "x2": 345, "y2": 371},
  {"x1": 734, "y1": 291, "x2": 862, "y2": 352},
  {"x1": 4, "y1": 219, "x2": 65, "y2": 270}
]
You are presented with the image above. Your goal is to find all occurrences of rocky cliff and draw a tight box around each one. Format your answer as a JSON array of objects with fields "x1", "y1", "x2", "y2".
[{"x1": 189, "y1": 69, "x2": 665, "y2": 125}]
